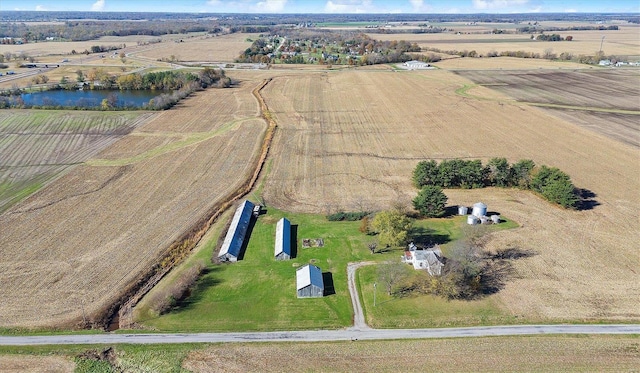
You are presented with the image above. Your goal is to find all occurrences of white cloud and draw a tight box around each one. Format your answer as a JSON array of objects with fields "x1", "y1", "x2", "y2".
[
  {"x1": 409, "y1": 0, "x2": 432, "y2": 12},
  {"x1": 91, "y1": 0, "x2": 106, "y2": 11},
  {"x1": 254, "y1": 0, "x2": 287, "y2": 12},
  {"x1": 564, "y1": 8, "x2": 577, "y2": 13},
  {"x1": 35, "y1": 5, "x2": 47, "y2": 11},
  {"x1": 472, "y1": 0, "x2": 529, "y2": 10},
  {"x1": 324, "y1": 0, "x2": 375, "y2": 13}
]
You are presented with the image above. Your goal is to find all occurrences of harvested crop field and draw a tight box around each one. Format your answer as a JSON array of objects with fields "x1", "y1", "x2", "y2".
[
  {"x1": 0, "y1": 355, "x2": 74, "y2": 373},
  {"x1": 0, "y1": 110, "x2": 153, "y2": 213},
  {"x1": 456, "y1": 69, "x2": 640, "y2": 146},
  {"x1": 260, "y1": 67, "x2": 640, "y2": 321},
  {"x1": 434, "y1": 56, "x2": 586, "y2": 70},
  {"x1": 372, "y1": 25, "x2": 640, "y2": 57},
  {"x1": 0, "y1": 80, "x2": 267, "y2": 328},
  {"x1": 458, "y1": 69, "x2": 640, "y2": 111},
  {"x1": 132, "y1": 33, "x2": 257, "y2": 63},
  {"x1": 183, "y1": 335, "x2": 640, "y2": 373}
]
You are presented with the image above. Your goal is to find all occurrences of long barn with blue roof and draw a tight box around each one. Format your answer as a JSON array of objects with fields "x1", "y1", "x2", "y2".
[
  {"x1": 218, "y1": 200, "x2": 255, "y2": 262},
  {"x1": 274, "y1": 217, "x2": 292, "y2": 260}
]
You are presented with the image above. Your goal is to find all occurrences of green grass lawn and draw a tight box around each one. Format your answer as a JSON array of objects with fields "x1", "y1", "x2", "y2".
[
  {"x1": 358, "y1": 265, "x2": 516, "y2": 328},
  {"x1": 136, "y1": 206, "x2": 518, "y2": 332}
]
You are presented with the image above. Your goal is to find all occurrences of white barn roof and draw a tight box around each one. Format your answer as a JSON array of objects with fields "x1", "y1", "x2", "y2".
[{"x1": 296, "y1": 264, "x2": 324, "y2": 291}]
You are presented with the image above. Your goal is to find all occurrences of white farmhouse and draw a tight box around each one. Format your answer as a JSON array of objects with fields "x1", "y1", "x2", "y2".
[{"x1": 402, "y1": 243, "x2": 443, "y2": 276}]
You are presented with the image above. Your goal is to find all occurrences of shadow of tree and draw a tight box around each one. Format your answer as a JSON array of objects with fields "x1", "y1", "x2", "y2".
[
  {"x1": 479, "y1": 247, "x2": 537, "y2": 296},
  {"x1": 172, "y1": 266, "x2": 222, "y2": 313},
  {"x1": 576, "y1": 188, "x2": 600, "y2": 211},
  {"x1": 410, "y1": 226, "x2": 451, "y2": 247}
]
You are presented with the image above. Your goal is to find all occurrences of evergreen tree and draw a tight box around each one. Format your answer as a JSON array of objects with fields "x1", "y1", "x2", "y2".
[{"x1": 413, "y1": 185, "x2": 448, "y2": 217}]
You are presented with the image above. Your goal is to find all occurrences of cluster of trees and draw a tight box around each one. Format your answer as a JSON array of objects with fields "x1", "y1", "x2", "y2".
[
  {"x1": 366, "y1": 26, "x2": 447, "y2": 34},
  {"x1": 409, "y1": 225, "x2": 495, "y2": 300},
  {"x1": 1, "y1": 67, "x2": 231, "y2": 110},
  {"x1": 116, "y1": 70, "x2": 197, "y2": 91},
  {"x1": 413, "y1": 158, "x2": 580, "y2": 209},
  {"x1": 30, "y1": 74, "x2": 49, "y2": 85},
  {"x1": 236, "y1": 38, "x2": 273, "y2": 63},
  {"x1": 535, "y1": 33, "x2": 566, "y2": 41},
  {"x1": 238, "y1": 30, "x2": 421, "y2": 66},
  {"x1": 0, "y1": 19, "x2": 223, "y2": 42},
  {"x1": 374, "y1": 220, "x2": 531, "y2": 300},
  {"x1": 89, "y1": 45, "x2": 123, "y2": 54},
  {"x1": 518, "y1": 25, "x2": 618, "y2": 33},
  {"x1": 421, "y1": 45, "x2": 617, "y2": 65}
]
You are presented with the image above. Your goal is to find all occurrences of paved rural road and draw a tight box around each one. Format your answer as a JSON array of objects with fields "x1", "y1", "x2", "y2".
[{"x1": 1, "y1": 325, "x2": 639, "y2": 345}]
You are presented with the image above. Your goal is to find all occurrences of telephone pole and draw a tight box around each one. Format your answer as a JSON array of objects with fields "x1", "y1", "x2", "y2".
[{"x1": 373, "y1": 282, "x2": 377, "y2": 307}]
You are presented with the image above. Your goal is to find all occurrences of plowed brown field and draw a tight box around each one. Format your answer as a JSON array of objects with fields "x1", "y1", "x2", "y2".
[
  {"x1": 372, "y1": 24, "x2": 640, "y2": 57},
  {"x1": 0, "y1": 81, "x2": 266, "y2": 328},
  {"x1": 183, "y1": 336, "x2": 640, "y2": 372},
  {"x1": 261, "y1": 68, "x2": 640, "y2": 321},
  {"x1": 0, "y1": 110, "x2": 153, "y2": 212},
  {"x1": 131, "y1": 33, "x2": 257, "y2": 63}
]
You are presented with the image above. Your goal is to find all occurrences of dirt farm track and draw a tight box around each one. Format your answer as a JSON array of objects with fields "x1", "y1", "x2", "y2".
[{"x1": 0, "y1": 63, "x2": 639, "y2": 328}]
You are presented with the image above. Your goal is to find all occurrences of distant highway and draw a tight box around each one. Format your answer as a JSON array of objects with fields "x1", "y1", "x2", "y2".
[{"x1": 0, "y1": 325, "x2": 638, "y2": 345}]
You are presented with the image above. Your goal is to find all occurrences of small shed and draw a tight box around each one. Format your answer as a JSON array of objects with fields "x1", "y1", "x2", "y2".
[
  {"x1": 467, "y1": 215, "x2": 480, "y2": 225},
  {"x1": 218, "y1": 200, "x2": 255, "y2": 262},
  {"x1": 274, "y1": 217, "x2": 292, "y2": 260},
  {"x1": 296, "y1": 264, "x2": 324, "y2": 298}
]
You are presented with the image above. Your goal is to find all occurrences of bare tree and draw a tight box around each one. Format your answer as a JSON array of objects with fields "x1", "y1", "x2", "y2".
[
  {"x1": 368, "y1": 242, "x2": 377, "y2": 254},
  {"x1": 377, "y1": 260, "x2": 410, "y2": 295}
]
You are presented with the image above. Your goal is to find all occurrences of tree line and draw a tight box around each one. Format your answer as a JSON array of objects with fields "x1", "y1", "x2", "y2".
[{"x1": 413, "y1": 158, "x2": 581, "y2": 209}]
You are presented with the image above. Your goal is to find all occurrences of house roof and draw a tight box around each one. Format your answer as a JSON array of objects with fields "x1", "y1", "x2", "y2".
[
  {"x1": 296, "y1": 264, "x2": 324, "y2": 291},
  {"x1": 414, "y1": 250, "x2": 442, "y2": 268}
]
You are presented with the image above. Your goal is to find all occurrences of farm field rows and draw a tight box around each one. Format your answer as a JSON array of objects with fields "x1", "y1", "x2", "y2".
[
  {"x1": 183, "y1": 335, "x2": 640, "y2": 372},
  {"x1": 371, "y1": 25, "x2": 640, "y2": 57},
  {"x1": 0, "y1": 110, "x2": 153, "y2": 212},
  {"x1": 259, "y1": 67, "x2": 640, "y2": 321},
  {"x1": 433, "y1": 56, "x2": 587, "y2": 69},
  {"x1": 456, "y1": 68, "x2": 640, "y2": 147},
  {"x1": 457, "y1": 69, "x2": 640, "y2": 111},
  {"x1": 0, "y1": 79, "x2": 267, "y2": 328},
  {"x1": 131, "y1": 33, "x2": 257, "y2": 63}
]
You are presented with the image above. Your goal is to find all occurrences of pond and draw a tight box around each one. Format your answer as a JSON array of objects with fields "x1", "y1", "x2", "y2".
[{"x1": 20, "y1": 89, "x2": 163, "y2": 109}]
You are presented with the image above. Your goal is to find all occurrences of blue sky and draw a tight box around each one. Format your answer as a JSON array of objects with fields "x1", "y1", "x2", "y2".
[{"x1": 2, "y1": 0, "x2": 639, "y2": 14}]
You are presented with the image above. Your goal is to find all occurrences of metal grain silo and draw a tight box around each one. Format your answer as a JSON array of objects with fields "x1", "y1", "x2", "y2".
[{"x1": 472, "y1": 202, "x2": 487, "y2": 218}]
